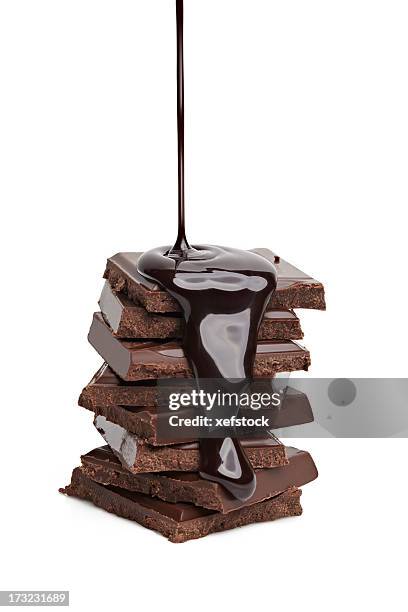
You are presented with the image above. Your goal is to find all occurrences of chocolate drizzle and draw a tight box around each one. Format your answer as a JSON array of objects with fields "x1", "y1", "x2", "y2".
[
  {"x1": 172, "y1": 0, "x2": 189, "y2": 255},
  {"x1": 137, "y1": 1, "x2": 277, "y2": 501}
]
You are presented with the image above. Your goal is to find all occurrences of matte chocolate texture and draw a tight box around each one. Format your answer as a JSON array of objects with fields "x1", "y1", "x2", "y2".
[
  {"x1": 94, "y1": 416, "x2": 288, "y2": 473},
  {"x1": 80, "y1": 386, "x2": 314, "y2": 446},
  {"x1": 60, "y1": 469, "x2": 302, "y2": 543},
  {"x1": 79, "y1": 364, "x2": 159, "y2": 408},
  {"x1": 81, "y1": 445, "x2": 317, "y2": 513},
  {"x1": 99, "y1": 281, "x2": 304, "y2": 340},
  {"x1": 104, "y1": 248, "x2": 325, "y2": 313},
  {"x1": 88, "y1": 312, "x2": 311, "y2": 382}
]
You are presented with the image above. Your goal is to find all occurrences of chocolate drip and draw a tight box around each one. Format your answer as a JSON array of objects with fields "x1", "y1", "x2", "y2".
[
  {"x1": 138, "y1": 2, "x2": 277, "y2": 501},
  {"x1": 172, "y1": 0, "x2": 190, "y2": 255}
]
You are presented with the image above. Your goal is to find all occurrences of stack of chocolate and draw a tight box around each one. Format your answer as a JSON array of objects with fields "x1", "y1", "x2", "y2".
[{"x1": 61, "y1": 248, "x2": 325, "y2": 543}]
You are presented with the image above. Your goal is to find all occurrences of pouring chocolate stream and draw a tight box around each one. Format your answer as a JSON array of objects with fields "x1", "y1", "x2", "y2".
[{"x1": 138, "y1": 0, "x2": 277, "y2": 501}]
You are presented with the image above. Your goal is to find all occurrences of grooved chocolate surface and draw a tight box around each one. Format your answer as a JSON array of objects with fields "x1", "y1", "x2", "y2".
[
  {"x1": 88, "y1": 312, "x2": 311, "y2": 382},
  {"x1": 93, "y1": 416, "x2": 288, "y2": 473},
  {"x1": 104, "y1": 248, "x2": 325, "y2": 313},
  {"x1": 81, "y1": 445, "x2": 317, "y2": 513},
  {"x1": 60, "y1": 469, "x2": 302, "y2": 543},
  {"x1": 99, "y1": 281, "x2": 304, "y2": 340},
  {"x1": 80, "y1": 386, "x2": 314, "y2": 445}
]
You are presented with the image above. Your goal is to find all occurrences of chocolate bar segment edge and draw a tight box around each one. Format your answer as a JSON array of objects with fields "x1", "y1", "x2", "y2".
[
  {"x1": 88, "y1": 312, "x2": 311, "y2": 381},
  {"x1": 94, "y1": 415, "x2": 288, "y2": 473},
  {"x1": 81, "y1": 445, "x2": 317, "y2": 513},
  {"x1": 60, "y1": 468, "x2": 303, "y2": 543},
  {"x1": 99, "y1": 281, "x2": 304, "y2": 340},
  {"x1": 104, "y1": 249, "x2": 326, "y2": 313}
]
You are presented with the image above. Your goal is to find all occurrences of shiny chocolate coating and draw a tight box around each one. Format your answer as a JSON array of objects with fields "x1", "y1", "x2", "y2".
[{"x1": 138, "y1": 246, "x2": 277, "y2": 500}]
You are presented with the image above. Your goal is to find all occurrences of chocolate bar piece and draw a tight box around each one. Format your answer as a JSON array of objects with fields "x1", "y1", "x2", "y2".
[
  {"x1": 88, "y1": 312, "x2": 311, "y2": 382},
  {"x1": 99, "y1": 281, "x2": 304, "y2": 340},
  {"x1": 60, "y1": 468, "x2": 302, "y2": 543},
  {"x1": 94, "y1": 416, "x2": 288, "y2": 473},
  {"x1": 79, "y1": 364, "x2": 160, "y2": 408},
  {"x1": 81, "y1": 445, "x2": 317, "y2": 513},
  {"x1": 104, "y1": 248, "x2": 325, "y2": 313},
  {"x1": 80, "y1": 386, "x2": 314, "y2": 446}
]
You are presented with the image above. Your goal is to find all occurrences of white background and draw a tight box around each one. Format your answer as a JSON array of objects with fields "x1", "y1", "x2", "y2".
[{"x1": 0, "y1": 1, "x2": 407, "y2": 610}]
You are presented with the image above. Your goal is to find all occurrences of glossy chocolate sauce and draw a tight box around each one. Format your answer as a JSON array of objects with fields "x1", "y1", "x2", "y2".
[{"x1": 138, "y1": 0, "x2": 277, "y2": 501}]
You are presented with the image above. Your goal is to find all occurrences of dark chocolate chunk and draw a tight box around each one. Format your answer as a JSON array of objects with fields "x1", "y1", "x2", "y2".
[
  {"x1": 93, "y1": 416, "x2": 288, "y2": 473},
  {"x1": 104, "y1": 249, "x2": 325, "y2": 313},
  {"x1": 79, "y1": 364, "x2": 159, "y2": 408},
  {"x1": 80, "y1": 386, "x2": 314, "y2": 446},
  {"x1": 81, "y1": 445, "x2": 317, "y2": 513},
  {"x1": 99, "y1": 281, "x2": 304, "y2": 340},
  {"x1": 88, "y1": 312, "x2": 311, "y2": 382},
  {"x1": 60, "y1": 468, "x2": 302, "y2": 543}
]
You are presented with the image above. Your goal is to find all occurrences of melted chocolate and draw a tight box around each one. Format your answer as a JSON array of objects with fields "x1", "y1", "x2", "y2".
[
  {"x1": 137, "y1": 1, "x2": 277, "y2": 501},
  {"x1": 172, "y1": 0, "x2": 189, "y2": 255}
]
